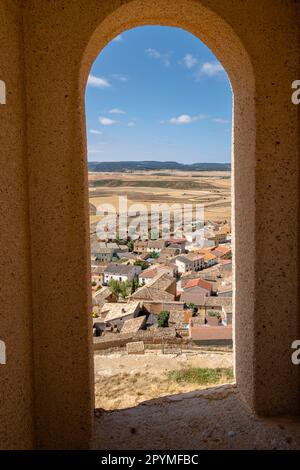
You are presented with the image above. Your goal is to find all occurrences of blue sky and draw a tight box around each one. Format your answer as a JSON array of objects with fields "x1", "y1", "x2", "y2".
[{"x1": 85, "y1": 26, "x2": 232, "y2": 164}]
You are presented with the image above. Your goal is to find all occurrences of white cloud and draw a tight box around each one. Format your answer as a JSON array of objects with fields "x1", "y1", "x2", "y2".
[
  {"x1": 162, "y1": 114, "x2": 205, "y2": 125},
  {"x1": 198, "y1": 61, "x2": 224, "y2": 77},
  {"x1": 99, "y1": 116, "x2": 118, "y2": 126},
  {"x1": 183, "y1": 53, "x2": 197, "y2": 69},
  {"x1": 89, "y1": 129, "x2": 103, "y2": 134},
  {"x1": 112, "y1": 74, "x2": 128, "y2": 82},
  {"x1": 212, "y1": 118, "x2": 229, "y2": 124},
  {"x1": 146, "y1": 48, "x2": 161, "y2": 59},
  {"x1": 113, "y1": 34, "x2": 123, "y2": 42},
  {"x1": 87, "y1": 74, "x2": 111, "y2": 88},
  {"x1": 109, "y1": 108, "x2": 126, "y2": 115},
  {"x1": 127, "y1": 121, "x2": 136, "y2": 127},
  {"x1": 145, "y1": 48, "x2": 171, "y2": 67}
]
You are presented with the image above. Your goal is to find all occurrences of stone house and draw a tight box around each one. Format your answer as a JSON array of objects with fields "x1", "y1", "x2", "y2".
[
  {"x1": 203, "y1": 297, "x2": 232, "y2": 325},
  {"x1": 92, "y1": 286, "x2": 117, "y2": 306},
  {"x1": 133, "y1": 239, "x2": 148, "y2": 254},
  {"x1": 166, "y1": 237, "x2": 187, "y2": 253},
  {"x1": 158, "y1": 246, "x2": 180, "y2": 263},
  {"x1": 100, "y1": 301, "x2": 141, "y2": 328},
  {"x1": 147, "y1": 239, "x2": 167, "y2": 254},
  {"x1": 212, "y1": 245, "x2": 232, "y2": 261},
  {"x1": 180, "y1": 288, "x2": 207, "y2": 307},
  {"x1": 130, "y1": 272, "x2": 176, "y2": 302}
]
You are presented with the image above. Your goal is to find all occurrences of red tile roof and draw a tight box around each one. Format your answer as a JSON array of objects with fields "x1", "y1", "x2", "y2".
[
  {"x1": 140, "y1": 267, "x2": 158, "y2": 278},
  {"x1": 184, "y1": 278, "x2": 213, "y2": 291},
  {"x1": 167, "y1": 238, "x2": 186, "y2": 244}
]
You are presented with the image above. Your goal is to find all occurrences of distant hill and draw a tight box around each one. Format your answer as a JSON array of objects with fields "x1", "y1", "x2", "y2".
[{"x1": 88, "y1": 161, "x2": 231, "y2": 172}]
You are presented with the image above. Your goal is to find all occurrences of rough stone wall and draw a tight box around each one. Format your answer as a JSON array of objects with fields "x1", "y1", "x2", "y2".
[
  {"x1": 0, "y1": 0, "x2": 34, "y2": 450},
  {"x1": 0, "y1": 0, "x2": 299, "y2": 450}
]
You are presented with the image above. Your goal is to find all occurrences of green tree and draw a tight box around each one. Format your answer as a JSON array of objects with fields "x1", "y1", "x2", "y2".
[
  {"x1": 134, "y1": 259, "x2": 148, "y2": 270},
  {"x1": 131, "y1": 274, "x2": 139, "y2": 294},
  {"x1": 119, "y1": 280, "x2": 131, "y2": 300},
  {"x1": 127, "y1": 240, "x2": 134, "y2": 252},
  {"x1": 108, "y1": 279, "x2": 121, "y2": 297},
  {"x1": 186, "y1": 302, "x2": 198, "y2": 317},
  {"x1": 157, "y1": 310, "x2": 170, "y2": 328}
]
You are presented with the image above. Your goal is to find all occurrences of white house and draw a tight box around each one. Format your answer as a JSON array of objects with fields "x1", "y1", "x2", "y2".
[
  {"x1": 138, "y1": 267, "x2": 160, "y2": 286},
  {"x1": 175, "y1": 254, "x2": 204, "y2": 274},
  {"x1": 103, "y1": 263, "x2": 141, "y2": 284}
]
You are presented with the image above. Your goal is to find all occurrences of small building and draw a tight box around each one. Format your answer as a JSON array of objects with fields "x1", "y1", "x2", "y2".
[
  {"x1": 184, "y1": 277, "x2": 213, "y2": 292},
  {"x1": 212, "y1": 245, "x2": 232, "y2": 260},
  {"x1": 159, "y1": 262, "x2": 178, "y2": 278},
  {"x1": 133, "y1": 239, "x2": 148, "y2": 254},
  {"x1": 158, "y1": 246, "x2": 180, "y2": 262},
  {"x1": 147, "y1": 239, "x2": 167, "y2": 254},
  {"x1": 130, "y1": 272, "x2": 176, "y2": 302},
  {"x1": 175, "y1": 254, "x2": 204, "y2": 274},
  {"x1": 203, "y1": 297, "x2": 232, "y2": 325},
  {"x1": 97, "y1": 247, "x2": 115, "y2": 262},
  {"x1": 116, "y1": 251, "x2": 138, "y2": 261},
  {"x1": 90, "y1": 240, "x2": 117, "y2": 261},
  {"x1": 139, "y1": 267, "x2": 158, "y2": 286},
  {"x1": 166, "y1": 237, "x2": 187, "y2": 253},
  {"x1": 92, "y1": 286, "x2": 117, "y2": 306},
  {"x1": 100, "y1": 301, "x2": 141, "y2": 327},
  {"x1": 91, "y1": 265, "x2": 107, "y2": 287},
  {"x1": 189, "y1": 321, "x2": 232, "y2": 345},
  {"x1": 180, "y1": 287, "x2": 208, "y2": 307},
  {"x1": 202, "y1": 251, "x2": 218, "y2": 268},
  {"x1": 103, "y1": 263, "x2": 141, "y2": 284}
]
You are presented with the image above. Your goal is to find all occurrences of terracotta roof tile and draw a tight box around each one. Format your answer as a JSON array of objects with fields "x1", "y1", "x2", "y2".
[{"x1": 184, "y1": 278, "x2": 213, "y2": 291}]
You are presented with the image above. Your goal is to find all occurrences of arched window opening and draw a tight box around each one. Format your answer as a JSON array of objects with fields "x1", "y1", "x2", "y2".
[{"x1": 85, "y1": 26, "x2": 234, "y2": 411}]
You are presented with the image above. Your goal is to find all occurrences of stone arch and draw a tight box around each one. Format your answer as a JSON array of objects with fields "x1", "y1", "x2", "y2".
[{"x1": 80, "y1": 0, "x2": 256, "y2": 412}]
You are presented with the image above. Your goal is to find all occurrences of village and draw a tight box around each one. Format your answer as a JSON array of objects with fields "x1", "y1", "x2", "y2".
[{"x1": 91, "y1": 218, "x2": 232, "y2": 353}]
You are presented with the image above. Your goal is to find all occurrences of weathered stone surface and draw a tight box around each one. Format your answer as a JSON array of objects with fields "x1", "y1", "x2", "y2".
[
  {"x1": 127, "y1": 341, "x2": 145, "y2": 354},
  {"x1": 93, "y1": 385, "x2": 300, "y2": 450}
]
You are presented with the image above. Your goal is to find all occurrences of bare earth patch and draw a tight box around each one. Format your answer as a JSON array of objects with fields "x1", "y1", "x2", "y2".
[{"x1": 94, "y1": 350, "x2": 233, "y2": 410}]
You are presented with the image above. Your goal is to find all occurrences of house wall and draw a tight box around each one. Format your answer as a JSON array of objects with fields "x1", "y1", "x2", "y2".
[
  {"x1": 142, "y1": 300, "x2": 185, "y2": 316},
  {"x1": 104, "y1": 266, "x2": 141, "y2": 284},
  {"x1": 104, "y1": 273, "x2": 130, "y2": 283},
  {"x1": 0, "y1": 0, "x2": 299, "y2": 450},
  {"x1": 176, "y1": 259, "x2": 192, "y2": 273},
  {"x1": 190, "y1": 325, "x2": 232, "y2": 341}
]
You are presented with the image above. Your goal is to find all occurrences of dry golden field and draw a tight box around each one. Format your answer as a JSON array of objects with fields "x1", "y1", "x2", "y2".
[
  {"x1": 89, "y1": 170, "x2": 231, "y2": 233},
  {"x1": 94, "y1": 350, "x2": 233, "y2": 410}
]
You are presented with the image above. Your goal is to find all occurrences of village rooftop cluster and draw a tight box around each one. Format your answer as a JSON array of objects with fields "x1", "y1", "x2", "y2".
[{"x1": 91, "y1": 219, "x2": 232, "y2": 351}]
